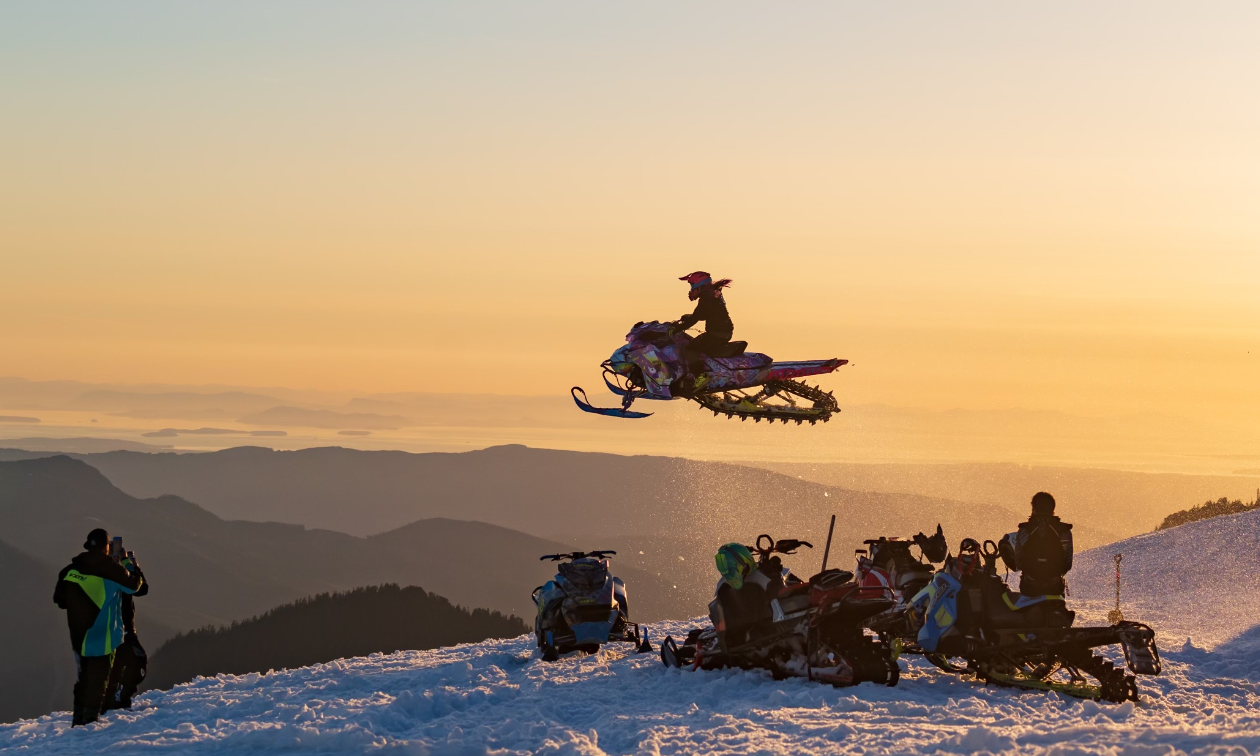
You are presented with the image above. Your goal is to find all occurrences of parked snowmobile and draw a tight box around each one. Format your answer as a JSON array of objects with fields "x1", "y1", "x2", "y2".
[
  {"x1": 660, "y1": 535, "x2": 899, "y2": 687},
  {"x1": 532, "y1": 551, "x2": 652, "y2": 661},
  {"x1": 572, "y1": 320, "x2": 846, "y2": 423},
  {"x1": 858, "y1": 526, "x2": 951, "y2": 646},
  {"x1": 864, "y1": 535, "x2": 1162, "y2": 702}
]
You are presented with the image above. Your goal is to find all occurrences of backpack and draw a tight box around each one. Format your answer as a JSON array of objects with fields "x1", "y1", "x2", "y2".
[{"x1": 1016, "y1": 519, "x2": 1068, "y2": 581}]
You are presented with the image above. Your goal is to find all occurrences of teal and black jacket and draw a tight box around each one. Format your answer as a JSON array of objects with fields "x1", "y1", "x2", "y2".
[{"x1": 53, "y1": 551, "x2": 145, "y2": 657}]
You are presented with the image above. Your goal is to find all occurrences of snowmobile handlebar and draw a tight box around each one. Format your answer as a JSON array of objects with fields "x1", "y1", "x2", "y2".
[
  {"x1": 539, "y1": 550, "x2": 617, "y2": 562},
  {"x1": 751, "y1": 535, "x2": 813, "y2": 558}
]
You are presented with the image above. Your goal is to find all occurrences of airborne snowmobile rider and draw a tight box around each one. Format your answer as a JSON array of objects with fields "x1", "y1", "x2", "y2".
[
  {"x1": 999, "y1": 492, "x2": 1074, "y2": 596},
  {"x1": 710, "y1": 543, "x2": 783, "y2": 652},
  {"x1": 670, "y1": 272, "x2": 736, "y2": 391}
]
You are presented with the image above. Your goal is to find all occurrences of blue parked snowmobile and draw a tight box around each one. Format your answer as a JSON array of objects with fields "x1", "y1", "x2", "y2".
[{"x1": 532, "y1": 551, "x2": 652, "y2": 661}]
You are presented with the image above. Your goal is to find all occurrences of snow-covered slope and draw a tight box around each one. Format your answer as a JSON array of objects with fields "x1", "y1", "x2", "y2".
[
  {"x1": 3, "y1": 619, "x2": 1258, "y2": 755},
  {"x1": 1072, "y1": 507, "x2": 1260, "y2": 648},
  {"x1": 9, "y1": 513, "x2": 1260, "y2": 754}
]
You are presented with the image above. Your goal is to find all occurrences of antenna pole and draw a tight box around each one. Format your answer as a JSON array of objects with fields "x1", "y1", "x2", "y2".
[
  {"x1": 821, "y1": 514, "x2": 836, "y2": 571},
  {"x1": 1107, "y1": 553, "x2": 1124, "y2": 624}
]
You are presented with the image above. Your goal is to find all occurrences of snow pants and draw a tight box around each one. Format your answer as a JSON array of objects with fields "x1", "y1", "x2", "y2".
[
  {"x1": 103, "y1": 634, "x2": 148, "y2": 711},
  {"x1": 72, "y1": 650, "x2": 114, "y2": 726}
]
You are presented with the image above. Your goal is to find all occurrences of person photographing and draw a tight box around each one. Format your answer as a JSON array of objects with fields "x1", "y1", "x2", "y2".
[
  {"x1": 103, "y1": 539, "x2": 149, "y2": 713},
  {"x1": 53, "y1": 529, "x2": 145, "y2": 726}
]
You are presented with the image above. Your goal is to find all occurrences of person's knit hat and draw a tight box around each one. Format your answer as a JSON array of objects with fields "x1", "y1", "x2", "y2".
[{"x1": 84, "y1": 528, "x2": 110, "y2": 550}]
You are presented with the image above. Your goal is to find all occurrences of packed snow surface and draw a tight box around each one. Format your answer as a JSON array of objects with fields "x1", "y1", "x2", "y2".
[
  {"x1": 3, "y1": 617, "x2": 1257, "y2": 755},
  {"x1": 9, "y1": 511, "x2": 1260, "y2": 753}
]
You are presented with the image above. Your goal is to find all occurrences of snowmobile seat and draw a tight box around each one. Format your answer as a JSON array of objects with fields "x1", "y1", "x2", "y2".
[
  {"x1": 697, "y1": 340, "x2": 748, "y2": 358},
  {"x1": 708, "y1": 352, "x2": 772, "y2": 371},
  {"x1": 808, "y1": 568, "x2": 855, "y2": 588},
  {"x1": 974, "y1": 577, "x2": 1074, "y2": 630}
]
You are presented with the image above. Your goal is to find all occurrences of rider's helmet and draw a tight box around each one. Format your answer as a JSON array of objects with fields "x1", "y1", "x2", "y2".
[
  {"x1": 680, "y1": 271, "x2": 713, "y2": 301},
  {"x1": 715, "y1": 543, "x2": 756, "y2": 589},
  {"x1": 680, "y1": 271, "x2": 732, "y2": 301}
]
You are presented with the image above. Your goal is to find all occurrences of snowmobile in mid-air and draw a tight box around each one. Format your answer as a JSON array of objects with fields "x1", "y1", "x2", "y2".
[
  {"x1": 572, "y1": 320, "x2": 846, "y2": 423},
  {"x1": 659, "y1": 535, "x2": 900, "y2": 687},
  {"x1": 861, "y1": 534, "x2": 1162, "y2": 703},
  {"x1": 532, "y1": 551, "x2": 652, "y2": 661}
]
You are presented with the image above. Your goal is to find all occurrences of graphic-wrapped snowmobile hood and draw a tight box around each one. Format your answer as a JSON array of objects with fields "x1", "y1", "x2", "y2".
[{"x1": 572, "y1": 320, "x2": 847, "y2": 423}]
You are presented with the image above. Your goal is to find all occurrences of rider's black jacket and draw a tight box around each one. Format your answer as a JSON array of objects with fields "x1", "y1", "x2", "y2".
[
  {"x1": 1000, "y1": 515, "x2": 1073, "y2": 596},
  {"x1": 711, "y1": 563, "x2": 784, "y2": 652},
  {"x1": 678, "y1": 293, "x2": 734, "y2": 338}
]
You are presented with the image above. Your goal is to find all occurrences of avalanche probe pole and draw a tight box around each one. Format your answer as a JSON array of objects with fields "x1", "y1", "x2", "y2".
[{"x1": 820, "y1": 514, "x2": 836, "y2": 571}]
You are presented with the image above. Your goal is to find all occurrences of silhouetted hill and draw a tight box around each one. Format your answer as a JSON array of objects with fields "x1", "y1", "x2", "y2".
[
  {"x1": 0, "y1": 456, "x2": 679, "y2": 722},
  {"x1": 0, "y1": 456, "x2": 671, "y2": 626},
  {"x1": 755, "y1": 461, "x2": 1260, "y2": 537},
  {"x1": 0, "y1": 542, "x2": 76, "y2": 724},
  {"x1": 0, "y1": 445, "x2": 1060, "y2": 550},
  {"x1": 145, "y1": 585, "x2": 528, "y2": 691}
]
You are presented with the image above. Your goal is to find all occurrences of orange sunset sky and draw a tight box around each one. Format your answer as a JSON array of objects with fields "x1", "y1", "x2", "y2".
[{"x1": 2, "y1": 3, "x2": 1257, "y2": 464}]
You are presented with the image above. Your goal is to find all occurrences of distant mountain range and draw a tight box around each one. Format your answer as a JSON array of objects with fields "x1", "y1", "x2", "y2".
[
  {"x1": 0, "y1": 445, "x2": 1073, "y2": 549},
  {"x1": 754, "y1": 461, "x2": 1260, "y2": 536},
  {"x1": 0, "y1": 545, "x2": 78, "y2": 723},
  {"x1": 0, "y1": 455, "x2": 679, "y2": 723}
]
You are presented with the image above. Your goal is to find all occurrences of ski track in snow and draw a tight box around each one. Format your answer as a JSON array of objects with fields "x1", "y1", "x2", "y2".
[{"x1": 2, "y1": 617, "x2": 1256, "y2": 756}]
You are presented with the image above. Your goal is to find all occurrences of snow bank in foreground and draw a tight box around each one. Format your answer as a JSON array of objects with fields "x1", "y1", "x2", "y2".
[{"x1": 2, "y1": 620, "x2": 1257, "y2": 755}]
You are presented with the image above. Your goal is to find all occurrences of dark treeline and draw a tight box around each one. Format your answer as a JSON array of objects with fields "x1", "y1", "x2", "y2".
[
  {"x1": 146, "y1": 584, "x2": 528, "y2": 691},
  {"x1": 1157, "y1": 490, "x2": 1260, "y2": 531}
]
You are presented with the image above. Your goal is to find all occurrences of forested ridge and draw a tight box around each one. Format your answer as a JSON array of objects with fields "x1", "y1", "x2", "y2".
[{"x1": 146, "y1": 584, "x2": 528, "y2": 690}]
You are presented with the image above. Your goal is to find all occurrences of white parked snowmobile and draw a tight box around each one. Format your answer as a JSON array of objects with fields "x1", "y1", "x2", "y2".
[{"x1": 532, "y1": 551, "x2": 652, "y2": 661}]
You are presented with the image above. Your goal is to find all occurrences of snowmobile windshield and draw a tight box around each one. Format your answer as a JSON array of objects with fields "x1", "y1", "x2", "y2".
[
  {"x1": 558, "y1": 559, "x2": 608, "y2": 591},
  {"x1": 607, "y1": 345, "x2": 636, "y2": 375}
]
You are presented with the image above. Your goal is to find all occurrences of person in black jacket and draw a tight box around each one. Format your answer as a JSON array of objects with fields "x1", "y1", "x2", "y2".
[
  {"x1": 53, "y1": 529, "x2": 145, "y2": 726},
  {"x1": 674, "y1": 271, "x2": 735, "y2": 358},
  {"x1": 102, "y1": 551, "x2": 149, "y2": 712},
  {"x1": 999, "y1": 492, "x2": 1074, "y2": 596}
]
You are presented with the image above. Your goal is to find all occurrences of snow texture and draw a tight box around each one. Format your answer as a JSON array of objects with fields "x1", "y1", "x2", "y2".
[
  {"x1": 8, "y1": 510, "x2": 1260, "y2": 754},
  {"x1": 2, "y1": 617, "x2": 1256, "y2": 755},
  {"x1": 1072, "y1": 507, "x2": 1260, "y2": 649}
]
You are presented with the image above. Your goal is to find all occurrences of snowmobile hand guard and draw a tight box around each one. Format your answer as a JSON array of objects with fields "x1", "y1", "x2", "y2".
[{"x1": 539, "y1": 550, "x2": 617, "y2": 562}]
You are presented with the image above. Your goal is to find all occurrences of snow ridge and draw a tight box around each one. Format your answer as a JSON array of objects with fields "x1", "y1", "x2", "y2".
[
  {"x1": 1072, "y1": 507, "x2": 1260, "y2": 648},
  {"x1": 3, "y1": 619, "x2": 1257, "y2": 755}
]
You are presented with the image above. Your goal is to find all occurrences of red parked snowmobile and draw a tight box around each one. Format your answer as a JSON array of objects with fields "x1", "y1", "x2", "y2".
[
  {"x1": 659, "y1": 535, "x2": 899, "y2": 687},
  {"x1": 572, "y1": 321, "x2": 846, "y2": 423}
]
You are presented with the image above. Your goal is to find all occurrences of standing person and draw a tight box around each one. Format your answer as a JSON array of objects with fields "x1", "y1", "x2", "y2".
[
  {"x1": 52, "y1": 529, "x2": 145, "y2": 726},
  {"x1": 102, "y1": 550, "x2": 148, "y2": 712},
  {"x1": 999, "y1": 492, "x2": 1074, "y2": 596}
]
